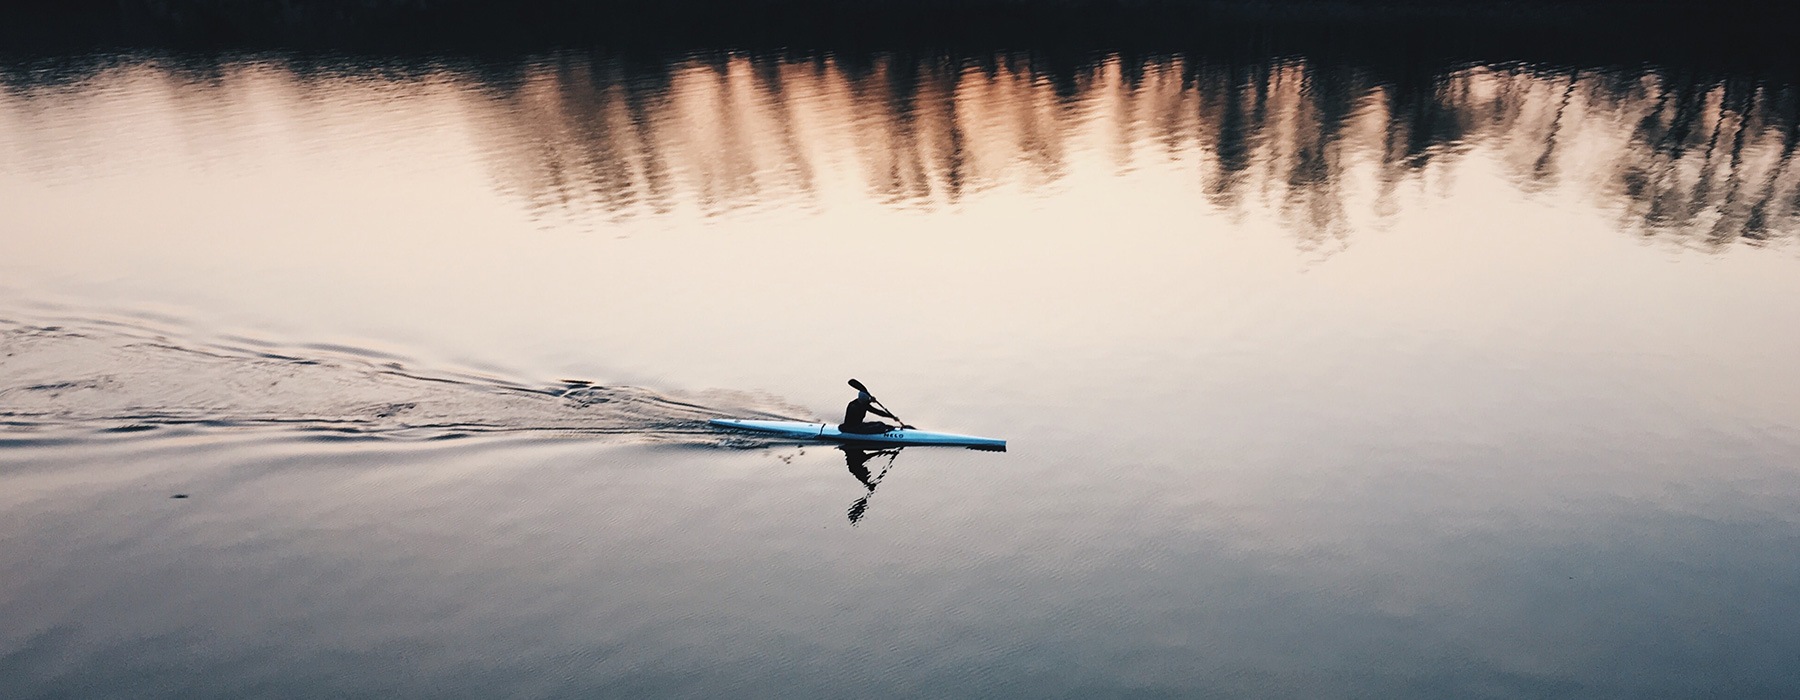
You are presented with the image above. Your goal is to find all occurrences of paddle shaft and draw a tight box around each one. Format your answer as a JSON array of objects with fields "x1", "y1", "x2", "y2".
[{"x1": 871, "y1": 398, "x2": 908, "y2": 427}]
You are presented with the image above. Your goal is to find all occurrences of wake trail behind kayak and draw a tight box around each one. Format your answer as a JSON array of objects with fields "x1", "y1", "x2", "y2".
[{"x1": 0, "y1": 317, "x2": 809, "y2": 444}]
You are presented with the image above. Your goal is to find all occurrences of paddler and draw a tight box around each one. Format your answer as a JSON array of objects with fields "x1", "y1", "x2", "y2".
[{"x1": 839, "y1": 378, "x2": 908, "y2": 434}]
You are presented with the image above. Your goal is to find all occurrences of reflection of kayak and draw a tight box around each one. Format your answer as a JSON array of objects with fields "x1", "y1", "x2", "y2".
[{"x1": 709, "y1": 419, "x2": 1006, "y2": 450}]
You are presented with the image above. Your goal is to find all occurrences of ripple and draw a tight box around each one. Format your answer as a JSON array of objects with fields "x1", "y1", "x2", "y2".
[{"x1": 0, "y1": 315, "x2": 808, "y2": 443}]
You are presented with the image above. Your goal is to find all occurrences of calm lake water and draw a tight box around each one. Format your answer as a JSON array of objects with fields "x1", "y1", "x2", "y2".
[{"x1": 4, "y1": 38, "x2": 1800, "y2": 698}]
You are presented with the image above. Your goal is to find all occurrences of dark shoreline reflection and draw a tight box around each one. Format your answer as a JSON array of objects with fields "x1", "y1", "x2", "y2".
[
  {"x1": 3, "y1": 47, "x2": 1796, "y2": 250},
  {"x1": 7, "y1": 2, "x2": 1799, "y2": 62}
]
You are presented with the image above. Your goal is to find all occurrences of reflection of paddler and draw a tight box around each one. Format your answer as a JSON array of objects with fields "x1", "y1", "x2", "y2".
[
  {"x1": 841, "y1": 445, "x2": 902, "y2": 524},
  {"x1": 843, "y1": 445, "x2": 900, "y2": 490},
  {"x1": 845, "y1": 447, "x2": 879, "y2": 490}
]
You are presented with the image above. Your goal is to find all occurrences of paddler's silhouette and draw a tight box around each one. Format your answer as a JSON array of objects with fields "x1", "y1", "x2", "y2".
[{"x1": 839, "y1": 378, "x2": 912, "y2": 434}]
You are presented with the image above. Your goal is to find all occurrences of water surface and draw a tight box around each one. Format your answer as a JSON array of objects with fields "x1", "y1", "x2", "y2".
[{"x1": 3, "y1": 34, "x2": 1799, "y2": 698}]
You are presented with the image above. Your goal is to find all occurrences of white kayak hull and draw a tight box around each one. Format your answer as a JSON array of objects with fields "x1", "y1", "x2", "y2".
[{"x1": 709, "y1": 419, "x2": 1005, "y2": 450}]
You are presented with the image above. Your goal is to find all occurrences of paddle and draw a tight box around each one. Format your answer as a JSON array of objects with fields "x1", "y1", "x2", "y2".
[{"x1": 847, "y1": 378, "x2": 914, "y2": 429}]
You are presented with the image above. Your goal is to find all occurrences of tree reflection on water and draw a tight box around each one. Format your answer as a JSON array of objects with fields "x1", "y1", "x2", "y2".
[
  {"x1": 2, "y1": 36, "x2": 1795, "y2": 251},
  {"x1": 455, "y1": 50, "x2": 1798, "y2": 251}
]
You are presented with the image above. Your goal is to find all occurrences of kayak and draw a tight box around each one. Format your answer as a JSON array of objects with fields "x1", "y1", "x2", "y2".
[{"x1": 709, "y1": 419, "x2": 1006, "y2": 450}]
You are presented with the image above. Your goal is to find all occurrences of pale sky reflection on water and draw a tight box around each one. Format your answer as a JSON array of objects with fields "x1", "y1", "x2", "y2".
[{"x1": 5, "y1": 54, "x2": 1795, "y2": 396}]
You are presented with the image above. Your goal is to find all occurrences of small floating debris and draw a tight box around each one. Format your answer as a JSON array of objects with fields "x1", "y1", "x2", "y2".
[{"x1": 170, "y1": 494, "x2": 189, "y2": 499}]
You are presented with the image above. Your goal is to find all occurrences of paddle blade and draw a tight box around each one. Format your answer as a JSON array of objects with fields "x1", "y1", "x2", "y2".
[{"x1": 847, "y1": 378, "x2": 868, "y2": 392}]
